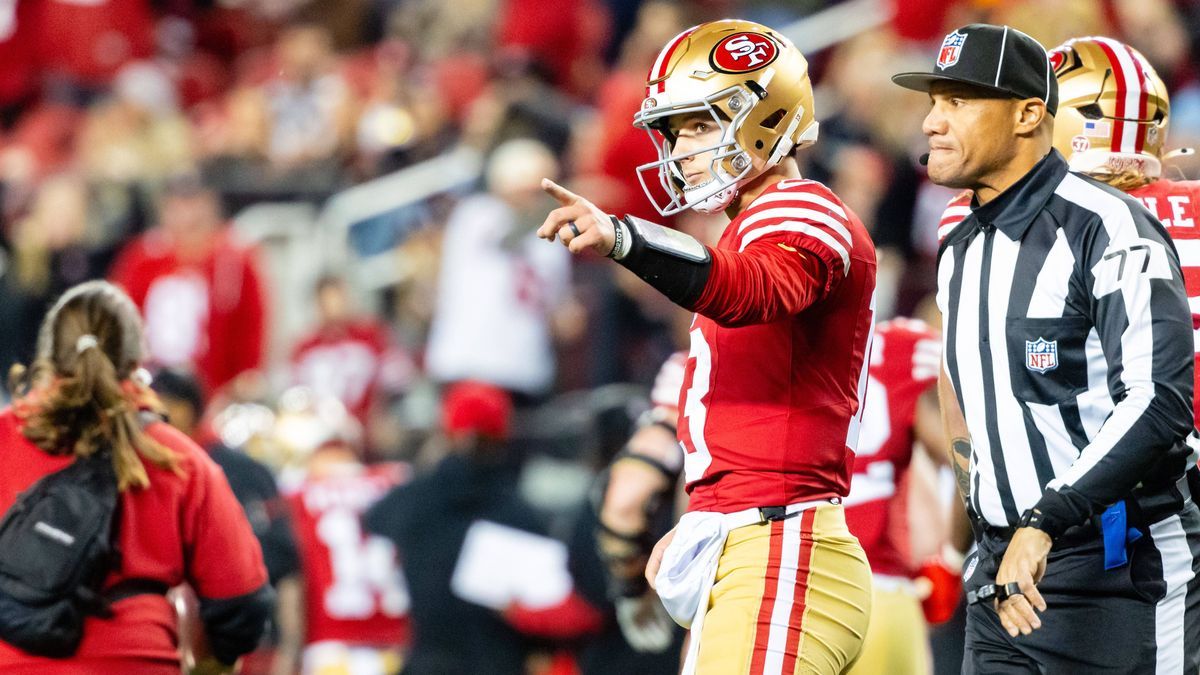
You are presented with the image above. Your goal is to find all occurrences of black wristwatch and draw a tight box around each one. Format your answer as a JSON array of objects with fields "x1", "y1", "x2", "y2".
[{"x1": 1017, "y1": 508, "x2": 1047, "y2": 531}]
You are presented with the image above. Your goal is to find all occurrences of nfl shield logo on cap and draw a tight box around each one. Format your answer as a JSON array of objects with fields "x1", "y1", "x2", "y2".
[
  {"x1": 1026, "y1": 338, "x2": 1058, "y2": 373},
  {"x1": 937, "y1": 30, "x2": 968, "y2": 70}
]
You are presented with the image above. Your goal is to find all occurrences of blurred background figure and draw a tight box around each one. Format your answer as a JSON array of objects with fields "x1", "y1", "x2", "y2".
[
  {"x1": 365, "y1": 381, "x2": 602, "y2": 674},
  {"x1": 0, "y1": 173, "x2": 114, "y2": 378},
  {"x1": 842, "y1": 316, "x2": 964, "y2": 675},
  {"x1": 289, "y1": 273, "x2": 414, "y2": 450},
  {"x1": 575, "y1": 352, "x2": 686, "y2": 674},
  {"x1": 109, "y1": 171, "x2": 269, "y2": 395},
  {"x1": 273, "y1": 387, "x2": 410, "y2": 675},
  {"x1": 424, "y1": 138, "x2": 576, "y2": 402},
  {"x1": 152, "y1": 367, "x2": 302, "y2": 675}
]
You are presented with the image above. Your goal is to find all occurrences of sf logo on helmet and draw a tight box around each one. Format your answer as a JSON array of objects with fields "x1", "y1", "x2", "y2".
[{"x1": 711, "y1": 32, "x2": 779, "y2": 73}]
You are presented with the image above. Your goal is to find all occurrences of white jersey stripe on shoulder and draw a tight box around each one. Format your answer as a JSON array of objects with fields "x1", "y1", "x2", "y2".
[
  {"x1": 746, "y1": 190, "x2": 849, "y2": 220},
  {"x1": 739, "y1": 222, "x2": 851, "y2": 272},
  {"x1": 940, "y1": 206, "x2": 972, "y2": 222},
  {"x1": 937, "y1": 220, "x2": 966, "y2": 241},
  {"x1": 737, "y1": 206, "x2": 854, "y2": 251}
]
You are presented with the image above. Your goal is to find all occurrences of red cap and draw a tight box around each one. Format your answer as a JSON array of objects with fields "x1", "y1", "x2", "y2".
[{"x1": 442, "y1": 381, "x2": 512, "y2": 441}]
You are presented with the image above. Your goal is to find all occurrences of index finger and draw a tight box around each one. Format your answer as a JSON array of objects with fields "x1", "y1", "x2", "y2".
[{"x1": 542, "y1": 178, "x2": 579, "y2": 206}]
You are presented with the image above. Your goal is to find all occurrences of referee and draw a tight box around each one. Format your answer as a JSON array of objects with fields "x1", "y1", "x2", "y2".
[{"x1": 894, "y1": 24, "x2": 1200, "y2": 673}]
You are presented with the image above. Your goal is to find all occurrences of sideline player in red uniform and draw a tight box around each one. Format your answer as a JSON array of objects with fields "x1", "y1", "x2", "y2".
[
  {"x1": 842, "y1": 318, "x2": 954, "y2": 674},
  {"x1": 594, "y1": 351, "x2": 686, "y2": 656},
  {"x1": 539, "y1": 19, "x2": 877, "y2": 674},
  {"x1": 276, "y1": 402, "x2": 410, "y2": 675}
]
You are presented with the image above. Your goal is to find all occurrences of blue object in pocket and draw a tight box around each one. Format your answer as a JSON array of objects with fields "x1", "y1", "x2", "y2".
[{"x1": 1100, "y1": 501, "x2": 1143, "y2": 570}]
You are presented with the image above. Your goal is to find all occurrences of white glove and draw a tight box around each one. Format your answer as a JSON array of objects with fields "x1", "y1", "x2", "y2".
[{"x1": 614, "y1": 593, "x2": 675, "y2": 653}]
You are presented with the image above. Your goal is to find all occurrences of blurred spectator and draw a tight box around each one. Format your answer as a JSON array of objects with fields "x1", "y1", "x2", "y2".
[
  {"x1": 0, "y1": 0, "x2": 37, "y2": 127},
  {"x1": 495, "y1": 0, "x2": 611, "y2": 99},
  {"x1": 577, "y1": 0, "x2": 690, "y2": 223},
  {"x1": 364, "y1": 382, "x2": 602, "y2": 675},
  {"x1": 348, "y1": 41, "x2": 456, "y2": 177},
  {"x1": 109, "y1": 172, "x2": 269, "y2": 394},
  {"x1": 278, "y1": 433, "x2": 411, "y2": 675},
  {"x1": 32, "y1": 0, "x2": 156, "y2": 97},
  {"x1": 150, "y1": 366, "x2": 208, "y2": 441},
  {"x1": 290, "y1": 273, "x2": 414, "y2": 427},
  {"x1": 77, "y1": 61, "x2": 195, "y2": 188},
  {"x1": 231, "y1": 24, "x2": 358, "y2": 170},
  {"x1": 425, "y1": 138, "x2": 575, "y2": 400},
  {"x1": 0, "y1": 174, "x2": 115, "y2": 373}
]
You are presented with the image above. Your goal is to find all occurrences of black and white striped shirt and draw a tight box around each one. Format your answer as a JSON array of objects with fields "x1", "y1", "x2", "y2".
[{"x1": 938, "y1": 149, "x2": 1195, "y2": 530}]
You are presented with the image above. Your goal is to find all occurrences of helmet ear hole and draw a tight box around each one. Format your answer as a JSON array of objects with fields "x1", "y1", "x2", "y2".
[
  {"x1": 755, "y1": 140, "x2": 764, "y2": 149},
  {"x1": 759, "y1": 108, "x2": 787, "y2": 130},
  {"x1": 1076, "y1": 103, "x2": 1104, "y2": 120}
]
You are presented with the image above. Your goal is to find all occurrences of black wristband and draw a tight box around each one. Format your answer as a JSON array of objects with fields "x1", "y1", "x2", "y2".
[
  {"x1": 1024, "y1": 487, "x2": 1092, "y2": 540},
  {"x1": 613, "y1": 215, "x2": 712, "y2": 309},
  {"x1": 607, "y1": 215, "x2": 625, "y2": 258}
]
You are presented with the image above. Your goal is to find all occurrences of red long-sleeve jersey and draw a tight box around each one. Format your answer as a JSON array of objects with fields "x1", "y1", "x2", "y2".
[
  {"x1": 109, "y1": 229, "x2": 268, "y2": 394},
  {"x1": 679, "y1": 178, "x2": 878, "y2": 513},
  {"x1": 287, "y1": 463, "x2": 410, "y2": 648},
  {"x1": 843, "y1": 319, "x2": 940, "y2": 577},
  {"x1": 1130, "y1": 178, "x2": 1200, "y2": 427}
]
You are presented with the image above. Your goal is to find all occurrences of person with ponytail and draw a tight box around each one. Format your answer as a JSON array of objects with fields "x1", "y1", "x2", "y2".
[{"x1": 0, "y1": 280, "x2": 273, "y2": 674}]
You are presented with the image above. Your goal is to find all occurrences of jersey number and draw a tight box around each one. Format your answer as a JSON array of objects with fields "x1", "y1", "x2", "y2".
[
  {"x1": 681, "y1": 327, "x2": 713, "y2": 483},
  {"x1": 316, "y1": 509, "x2": 409, "y2": 620}
]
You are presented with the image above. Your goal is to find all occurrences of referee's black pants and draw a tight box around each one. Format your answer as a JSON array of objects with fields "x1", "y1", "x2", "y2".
[{"x1": 962, "y1": 503, "x2": 1200, "y2": 674}]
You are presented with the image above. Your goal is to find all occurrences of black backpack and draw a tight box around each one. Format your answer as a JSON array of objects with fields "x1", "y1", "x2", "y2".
[{"x1": 0, "y1": 449, "x2": 165, "y2": 657}]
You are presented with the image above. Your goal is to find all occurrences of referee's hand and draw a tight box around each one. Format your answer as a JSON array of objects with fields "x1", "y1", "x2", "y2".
[{"x1": 994, "y1": 527, "x2": 1051, "y2": 637}]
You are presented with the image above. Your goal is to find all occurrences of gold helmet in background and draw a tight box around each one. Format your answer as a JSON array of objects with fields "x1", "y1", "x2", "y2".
[
  {"x1": 1050, "y1": 36, "x2": 1170, "y2": 186},
  {"x1": 634, "y1": 20, "x2": 818, "y2": 215}
]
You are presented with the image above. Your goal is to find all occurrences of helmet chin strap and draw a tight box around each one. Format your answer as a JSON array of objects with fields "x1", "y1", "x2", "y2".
[{"x1": 684, "y1": 176, "x2": 739, "y2": 213}]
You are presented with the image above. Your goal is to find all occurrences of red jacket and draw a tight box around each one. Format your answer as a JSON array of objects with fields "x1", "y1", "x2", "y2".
[
  {"x1": 109, "y1": 229, "x2": 268, "y2": 394},
  {"x1": 0, "y1": 408, "x2": 269, "y2": 674}
]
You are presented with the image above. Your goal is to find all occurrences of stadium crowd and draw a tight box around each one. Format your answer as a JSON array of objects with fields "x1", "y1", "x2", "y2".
[{"x1": 1, "y1": 0, "x2": 1200, "y2": 673}]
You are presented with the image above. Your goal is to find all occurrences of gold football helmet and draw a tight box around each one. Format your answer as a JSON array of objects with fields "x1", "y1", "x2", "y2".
[
  {"x1": 633, "y1": 20, "x2": 818, "y2": 215},
  {"x1": 1050, "y1": 36, "x2": 1169, "y2": 185}
]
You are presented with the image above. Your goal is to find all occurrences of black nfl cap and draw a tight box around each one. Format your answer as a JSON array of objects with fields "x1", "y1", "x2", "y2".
[{"x1": 892, "y1": 24, "x2": 1058, "y2": 116}]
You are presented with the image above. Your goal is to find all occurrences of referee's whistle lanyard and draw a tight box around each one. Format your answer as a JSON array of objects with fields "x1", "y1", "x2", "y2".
[{"x1": 966, "y1": 501, "x2": 1141, "y2": 606}]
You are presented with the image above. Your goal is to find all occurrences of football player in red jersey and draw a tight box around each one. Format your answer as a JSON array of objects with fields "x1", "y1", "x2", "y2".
[
  {"x1": 842, "y1": 317, "x2": 957, "y2": 674},
  {"x1": 594, "y1": 351, "x2": 686, "y2": 657},
  {"x1": 273, "y1": 391, "x2": 410, "y2": 675},
  {"x1": 1048, "y1": 36, "x2": 1200, "y2": 430},
  {"x1": 538, "y1": 19, "x2": 877, "y2": 675}
]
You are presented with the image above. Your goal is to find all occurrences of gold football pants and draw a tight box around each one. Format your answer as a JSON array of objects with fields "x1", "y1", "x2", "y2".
[{"x1": 694, "y1": 504, "x2": 873, "y2": 675}]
